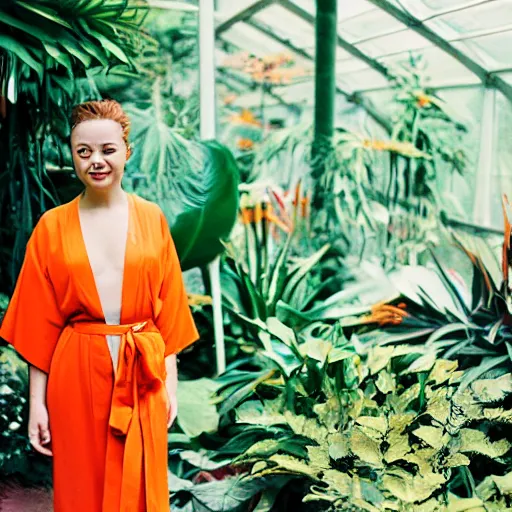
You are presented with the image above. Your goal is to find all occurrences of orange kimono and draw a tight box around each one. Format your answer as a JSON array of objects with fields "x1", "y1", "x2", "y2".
[{"x1": 0, "y1": 193, "x2": 199, "y2": 512}]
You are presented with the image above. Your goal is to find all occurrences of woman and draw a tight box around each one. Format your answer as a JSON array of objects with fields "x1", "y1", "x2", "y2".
[{"x1": 0, "y1": 99, "x2": 199, "y2": 511}]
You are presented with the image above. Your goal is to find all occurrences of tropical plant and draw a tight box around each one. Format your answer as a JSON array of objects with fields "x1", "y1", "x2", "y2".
[
  {"x1": 328, "y1": 227, "x2": 511, "y2": 390},
  {"x1": 0, "y1": 0, "x2": 148, "y2": 292},
  {"x1": 123, "y1": 79, "x2": 240, "y2": 270},
  {"x1": 170, "y1": 318, "x2": 512, "y2": 511},
  {"x1": 221, "y1": 185, "x2": 333, "y2": 330},
  {"x1": 0, "y1": 345, "x2": 52, "y2": 485},
  {"x1": 229, "y1": 58, "x2": 469, "y2": 265},
  {"x1": 93, "y1": 5, "x2": 200, "y2": 132}
]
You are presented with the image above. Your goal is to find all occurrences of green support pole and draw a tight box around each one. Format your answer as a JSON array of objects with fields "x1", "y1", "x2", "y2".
[{"x1": 312, "y1": 0, "x2": 338, "y2": 209}]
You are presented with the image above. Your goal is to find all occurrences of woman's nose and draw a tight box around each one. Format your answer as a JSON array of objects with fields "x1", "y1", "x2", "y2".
[{"x1": 90, "y1": 151, "x2": 104, "y2": 165}]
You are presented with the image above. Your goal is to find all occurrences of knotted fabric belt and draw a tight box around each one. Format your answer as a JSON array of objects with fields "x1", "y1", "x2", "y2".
[{"x1": 71, "y1": 320, "x2": 169, "y2": 511}]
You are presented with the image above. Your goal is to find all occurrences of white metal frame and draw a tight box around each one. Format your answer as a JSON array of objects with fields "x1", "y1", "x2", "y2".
[
  {"x1": 199, "y1": 0, "x2": 226, "y2": 375},
  {"x1": 472, "y1": 87, "x2": 497, "y2": 227}
]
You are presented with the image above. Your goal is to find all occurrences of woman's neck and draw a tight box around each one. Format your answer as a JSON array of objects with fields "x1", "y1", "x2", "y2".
[{"x1": 80, "y1": 186, "x2": 127, "y2": 209}]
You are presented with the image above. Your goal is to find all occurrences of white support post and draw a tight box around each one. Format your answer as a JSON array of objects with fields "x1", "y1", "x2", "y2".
[
  {"x1": 199, "y1": 0, "x2": 226, "y2": 375},
  {"x1": 472, "y1": 88, "x2": 497, "y2": 227}
]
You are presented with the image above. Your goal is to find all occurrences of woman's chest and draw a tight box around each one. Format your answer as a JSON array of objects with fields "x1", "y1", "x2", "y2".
[{"x1": 80, "y1": 209, "x2": 129, "y2": 274}]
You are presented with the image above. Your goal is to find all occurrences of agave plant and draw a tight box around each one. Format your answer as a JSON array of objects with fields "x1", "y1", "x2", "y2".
[
  {"x1": 221, "y1": 185, "x2": 331, "y2": 330},
  {"x1": 318, "y1": 225, "x2": 509, "y2": 390},
  {"x1": 0, "y1": 0, "x2": 148, "y2": 292}
]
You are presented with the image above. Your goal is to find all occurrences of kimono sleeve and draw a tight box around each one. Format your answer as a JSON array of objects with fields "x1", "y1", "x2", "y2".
[
  {"x1": 0, "y1": 214, "x2": 65, "y2": 374},
  {"x1": 154, "y1": 210, "x2": 199, "y2": 357}
]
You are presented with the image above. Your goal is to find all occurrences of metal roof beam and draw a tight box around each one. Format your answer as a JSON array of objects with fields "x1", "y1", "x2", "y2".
[
  {"x1": 277, "y1": 0, "x2": 390, "y2": 78},
  {"x1": 245, "y1": 18, "x2": 391, "y2": 132},
  {"x1": 367, "y1": 0, "x2": 512, "y2": 101},
  {"x1": 214, "y1": 0, "x2": 391, "y2": 130},
  {"x1": 217, "y1": 67, "x2": 298, "y2": 111},
  {"x1": 245, "y1": 19, "x2": 348, "y2": 93},
  {"x1": 215, "y1": 0, "x2": 275, "y2": 36}
]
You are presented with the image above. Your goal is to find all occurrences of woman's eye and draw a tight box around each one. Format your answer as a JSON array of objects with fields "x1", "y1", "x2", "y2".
[
  {"x1": 77, "y1": 149, "x2": 90, "y2": 157},
  {"x1": 104, "y1": 148, "x2": 116, "y2": 155}
]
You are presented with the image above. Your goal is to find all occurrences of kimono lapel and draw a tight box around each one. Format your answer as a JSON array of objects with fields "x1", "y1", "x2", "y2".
[
  {"x1": 67, "y1": 192, "x2": 135, "y2": 323},
  {"x1": 120, "y1": 193, "x2": 142, "y2": 323}
]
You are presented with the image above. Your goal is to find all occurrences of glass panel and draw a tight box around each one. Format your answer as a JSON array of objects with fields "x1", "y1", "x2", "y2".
[
  {"x1": 336, "y1": 95, "x2": 389, "y2": 138},
  {"x1": 453, "y1": 31, "x2": 512, "y2": 71},
  {"x1": 219, "y1": 23, "x2": 315, "y2": 82},
  {"x1": 337, "y1": 0, "x2": 374, "y2": 21},
  {"x1": 338, "y1": 67, "x2": 390, "y2": 91},
  {"x1": 215, "y1": 0, "x2": 263, "y2": 19},
  {"x1": 337, "y1": 58, "x2": 372, "y2": 73},
  {"x1": 362, "y1": 89, "x2": 398, "y2": 117},
  {"x1": 432, "y1": 87, "x2": 484, "y2": 221},
  {"x1": 393, "y1": 0, "x2": 491, "y2": 20},
  {"x1": 356, "y1": 30, "x2": 433, "y2": 58},
  {"x1": 303, "y1": 46, "x2": 354, "y2": 63},
  {"x1": 426, "y1": 1, "x2": 512, "y2": 40},
  {"x1": 217, "y1": 66, "x2": 254, "y2": 87},
  {"x1": 491, "y1": 91, "x2": 512, "y2": 227},
  {"x1": 289, "y1": 0, "x2": 315, "y2": 16},
  {"x1": 221, "y1": 22, "x2": 294, "y2": 56},
  {"x1": 498, "y1": 72, "x2": 512, "y2": 85},
  {"x1": 337, "y1": 6, "x2": 405, "y2": 43},
  {"x1": 253, "y1": 4, "x2": 316, "y2": 50},
  {"x1": 274, "y1": 80, "x2": 315, "y2": 106},
  {"x1": 230, "y1": 90, "x2": 281, "y2": 109},
  {"x1": 381, "y1": 46, "x2": 481, "y2": 87}
]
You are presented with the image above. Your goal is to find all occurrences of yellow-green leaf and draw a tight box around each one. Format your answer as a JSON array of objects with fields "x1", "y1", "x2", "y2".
[
  {"x1": 322, "y1": 469, "x2": 352, "y2": 496},
  {"x1": 251, "y1": 461, "x2": 267, "y2": 474},
  {"x1": 350, "y1": 427, "x2": 383, "y2": 467},
  {"x1": 376, "y1": 370, "x2": 396, "y2": 394},
  {"x1": 269, "y1": 454, "x2": 322, "y2": 479},
  {"x1": 492, "y1": 471, "x2": 512, "y2": 495},
  {"x1": 328, "y1": 432, "x2": 350, "y2": 461},
  {"x1": 443, "y1": 453, "x2": 470, "y2": 468},
  {"x1": 458, "y1": 428, "x2": 511, "y2": 458},
  {"x1": 284, "y1": 412, "x2": 327, "y2": 444},
  {"x1": 445, "y1": 493, "x2": 486, "y2": 511},
  {"x1": 426, "y1": 387, "x2": 450, "y2": 423},
  {"x1": 428, "y1": 359, "x2": 459, "y2": 385},
  {"x1": 413, "y1": 426, "x2": 446, "y2": 450},
  {"x1": 382, "y1": 471, "x2": 445, "y2": 503},
  {"x1": 307, "y1": 445, "x2": 331, "y2": 470},
  {"x1": 357, "y1": 416, "x2": 388, "y2": 439},
  {"x1": 472, "y1": 374, "x2": 512, "y2": 403},
  {"x1": 367, "y1": 347, "x2": 394, "y2": 374}
]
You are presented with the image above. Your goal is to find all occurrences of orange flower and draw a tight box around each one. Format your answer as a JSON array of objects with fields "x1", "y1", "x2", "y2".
[
  {"x1": 361, "y1": 302, "x2": 408, "y2": 326},
  {"x1": 240, "y1": 207, "x2": 254, "y2": 224},
  {"x1": 230, "y1": 109, "x2": 261, "y2": 127},
  {"x1": 237, "y1": 138, "x2": 255, "y2": 150},
  {"x1": 223, "y1": 94, "x2": 237, "y2": 105},
  {"x1": 416, "y1": 94, "x2": 432, "y2": 108},
  {"x1": 188, "y1": 294, "x2": 213, "y2": 307},
  {"x1": 362, "y1": 139, "x2": 389, "y2": 151}
]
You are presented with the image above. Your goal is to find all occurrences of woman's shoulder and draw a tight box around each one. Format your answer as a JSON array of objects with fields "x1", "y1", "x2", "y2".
[
  {"x1": 130, "y1": 194, "x2": 172, "y2": 237},
  {"x1": 131, "y1": 193, "x2": 165, "y2": 219},
  {"x1": 34, "y1": 195, "x2": 79, "y2": 232}
]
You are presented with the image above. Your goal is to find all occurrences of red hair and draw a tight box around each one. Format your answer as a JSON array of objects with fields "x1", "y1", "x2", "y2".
[{"x1": 71, "y1": 99, "x2": 131, "y2": 146}]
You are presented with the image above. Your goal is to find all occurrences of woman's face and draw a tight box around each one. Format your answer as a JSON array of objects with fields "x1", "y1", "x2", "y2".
[{"x1": 71, "y1": 119, "x2": 128, "y2": 192}]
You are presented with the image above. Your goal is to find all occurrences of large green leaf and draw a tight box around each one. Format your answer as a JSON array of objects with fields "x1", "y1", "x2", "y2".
[
  {"x1": 177, "y1": 378, "x2": 220, "y2": 438},
  {"x1": 169, "y1": 141, "x2": 239, "y2": 269},
  {"x1": 125, "y1": 101, "x2": 239, "y2": 270}
]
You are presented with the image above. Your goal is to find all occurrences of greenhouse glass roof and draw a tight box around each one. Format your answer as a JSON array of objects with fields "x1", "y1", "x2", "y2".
[
  {"x1": 206, "y1": 0, "x2": 512, "y2": 229},
  {"x1": 214, "y1": 0, "x2": 512, "y2": 101}
]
